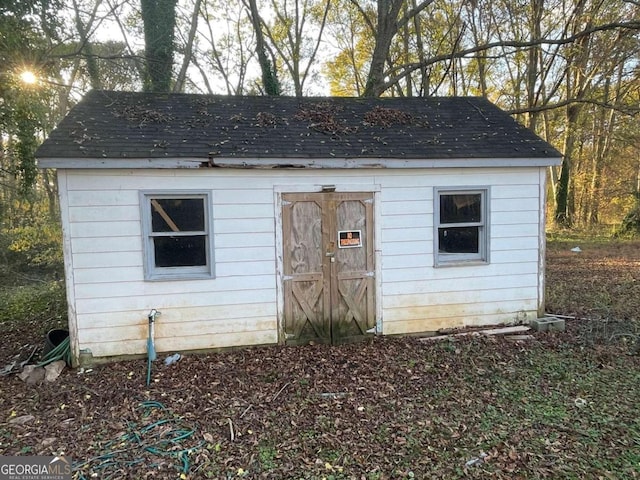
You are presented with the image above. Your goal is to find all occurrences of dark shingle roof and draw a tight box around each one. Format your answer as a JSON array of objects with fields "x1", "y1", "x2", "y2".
[{"x1": 36, "y1": 90, "x2": 561, "y2": 163}]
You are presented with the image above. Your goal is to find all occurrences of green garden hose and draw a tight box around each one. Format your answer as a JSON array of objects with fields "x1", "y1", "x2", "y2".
[
  {"x1": 74, "y1": 401, "x2": 204, "y2": 479},
  {"x1": 37, "y1": 336, "x2": 71, "y2": 367}
]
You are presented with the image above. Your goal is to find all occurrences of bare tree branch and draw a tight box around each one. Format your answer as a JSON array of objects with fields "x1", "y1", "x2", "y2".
[
  {"x1": 301, "y1": 0, "x2": 332, "y2": 93},
  {"x1": 173, "y1": 0, "x2": 202, "y2": 93},
  {"x1": 347, "y1": 0, "x2": 375, "y2": 36},
  {"x1": 379, "y1": 20, "x2": 640, "y2": 95},
  {"x1": 397, "y1": 0, "x2": 435, "y2": 30},
  {"x1": 104, "y1": 0, "x2": 145, "y2": 80},
  {"x1": 507, "y1": 98, "x2": 640, "y2": 117}
]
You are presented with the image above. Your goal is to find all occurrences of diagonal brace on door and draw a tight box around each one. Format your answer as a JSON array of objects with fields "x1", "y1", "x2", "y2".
[
  {"x1": 338, "y1": 279, "x2": 370, "y2": 334},
  {"x1": 291, "y1": 282, "x2": 324, "y2": 338}
]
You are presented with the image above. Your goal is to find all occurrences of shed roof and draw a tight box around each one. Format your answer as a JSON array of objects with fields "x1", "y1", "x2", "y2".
[{"x1": 37, "y1": 90, "x2": 562, "y2": 169}]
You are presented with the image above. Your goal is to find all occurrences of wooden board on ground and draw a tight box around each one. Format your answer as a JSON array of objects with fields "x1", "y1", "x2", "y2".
[{"x1": 419, "y1": 325, "x2": 531, "y2": 342}]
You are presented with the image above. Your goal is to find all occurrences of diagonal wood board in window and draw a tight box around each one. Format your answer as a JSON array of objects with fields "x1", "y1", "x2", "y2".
[{"x1": 151, "y1": 199, "x2": 180, "y2": 232}]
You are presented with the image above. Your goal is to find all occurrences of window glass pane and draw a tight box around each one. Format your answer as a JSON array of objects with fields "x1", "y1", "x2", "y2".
[
  {"x1": 151, "y1": 198, "x2": 205, "y2": 232},
  {"x1": 153, "y1": 235, "x2": 207, "y2": 267},
  {"x1": 440, "y1": 194, "x2": 481, "y2": 224},
  {"x1": 438, "y1": 227, "x2": 479, "y2": 253}
]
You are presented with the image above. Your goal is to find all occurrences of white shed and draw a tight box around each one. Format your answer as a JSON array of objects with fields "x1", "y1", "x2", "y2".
[{"x1": 37, "y1": 91, "x2": 562, "y2": 365}]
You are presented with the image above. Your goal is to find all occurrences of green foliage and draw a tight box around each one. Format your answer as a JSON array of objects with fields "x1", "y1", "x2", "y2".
[
  {"x1": 258, "y1": 443, "x2": 277, "y2": 470},
  {"x1": 325, "y1": 1, "x2": 374, "y2": 96},
  {"x1": 2, "y1": 86, "x2": 32, "y2": 190},
  {"x1": 260, "y1": 56, "x2": 281, "y2": 96},
  {"x1": 1, "y1": 190, "x2": 63, "y2": 276},
  {"x1": 4, "y1": 220, "x2": 63, "y2": 273},
  {"x1": 5, "y1": 91, "x2": 46, "y2": 193},
  {"x1": 615, "y1": 194, "x2": 640, "y2": 238},
  {"x1": 1, "y1": 0, "x2": 60, "y2": 194},
  {"x1": 0, "y1": 280, "x2": 66, "y2": 326},
  {"x1": 85, "y1": 41, "x2": 143, "y2": 91}
]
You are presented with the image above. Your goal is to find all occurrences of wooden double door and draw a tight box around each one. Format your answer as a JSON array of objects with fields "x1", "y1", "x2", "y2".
[{"x1": 282, "y1": 192, "x2": 375, "y2": 345}]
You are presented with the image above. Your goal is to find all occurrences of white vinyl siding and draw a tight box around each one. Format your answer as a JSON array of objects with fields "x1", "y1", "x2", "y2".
[
  {"x1": 61, "y1": 171, "x2": 282, "y2": 358},
  {"x1": 58, "y1": 166, "x2": 545, "y2": 360},
  {"x1": 379, "y1": 168, "x2": 542, "y2": 334}
]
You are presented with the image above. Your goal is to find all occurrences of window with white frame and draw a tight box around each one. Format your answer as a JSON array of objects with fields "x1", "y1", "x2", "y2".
[
  {"x1": 435, "y1": 188, "x2": 489, "y2": 266},
  {"x1": 140, "y1": 191, "x2": 214, "y2": 280}
]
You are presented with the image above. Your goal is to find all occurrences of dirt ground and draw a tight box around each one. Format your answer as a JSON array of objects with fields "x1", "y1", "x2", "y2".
[{"x1": 1, "y1": 240, "x2": 639, "y2": 479}]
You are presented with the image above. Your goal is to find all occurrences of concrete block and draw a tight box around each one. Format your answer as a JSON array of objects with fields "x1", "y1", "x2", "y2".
[{"x1": 530, "y1": 316, "x2": 566, "y2": 332}]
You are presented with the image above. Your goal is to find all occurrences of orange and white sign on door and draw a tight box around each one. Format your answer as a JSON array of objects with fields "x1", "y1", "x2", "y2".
[{"x1": 338, "y1": 230, "x2": 362, "y2": 248}]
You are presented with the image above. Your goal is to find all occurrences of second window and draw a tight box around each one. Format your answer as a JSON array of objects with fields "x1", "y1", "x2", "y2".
[{"x1": 435, "y1": 188, "x2": 489, "y2": 266}]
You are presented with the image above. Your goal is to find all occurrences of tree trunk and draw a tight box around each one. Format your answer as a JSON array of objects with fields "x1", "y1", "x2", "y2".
[
  {"x1": 553, "y1": 3, "x2": 593, "y2": 227},
  {"x1": 363, "y1": 0, "x2": 403, "y2": 97},
  {"x1": 401, "y1": 4, "x2": 409, "y2": 96},
  {"x1": 245, "y1": 0, "x2": 280, "y2": 95},
  {"x1": 72, "y1": 0, "x2": 102, "y2": 89},
  {"x1": 41, "y1": 169, "x2": 59, "y2": 220},
  {"x1": 555, "y1": 104, "x2": 581, "y2": 226},
  {"x1": 527, "y1": 0, "x2": 543, "y2": 130},
  {"x1": 141, "y1": 0, "x2": 177, "y2": 93},
  {"x1": 411, "y1": 0, "x2": 428, "y2": 95}
]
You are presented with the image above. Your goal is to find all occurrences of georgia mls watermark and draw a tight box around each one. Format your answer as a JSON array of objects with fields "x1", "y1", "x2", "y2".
[{"x1": 0, "y1": 456, "x2": 72, "y2": 480}]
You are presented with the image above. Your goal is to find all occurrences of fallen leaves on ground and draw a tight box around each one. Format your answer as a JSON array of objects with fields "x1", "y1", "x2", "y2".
[{"x1": 0, "y1": 240, "x2": 638, "y2": 479}]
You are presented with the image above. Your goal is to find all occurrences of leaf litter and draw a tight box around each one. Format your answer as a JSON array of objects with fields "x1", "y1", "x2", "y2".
[{"x1": 0, "y1": 240, "x2": 638, "y2": 479}]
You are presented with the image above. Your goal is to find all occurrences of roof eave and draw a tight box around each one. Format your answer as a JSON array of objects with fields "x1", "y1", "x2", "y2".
[
  {"x1": 37, "y1": 157, "x2": 206, "y2": 169},
  {"x1": 37, "y1": 155, "x2": 562, "y2": 170}
]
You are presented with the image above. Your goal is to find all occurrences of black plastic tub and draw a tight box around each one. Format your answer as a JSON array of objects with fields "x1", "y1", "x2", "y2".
[{"x1": 43, "y1": 329, "x2": 69, "y2": 357}]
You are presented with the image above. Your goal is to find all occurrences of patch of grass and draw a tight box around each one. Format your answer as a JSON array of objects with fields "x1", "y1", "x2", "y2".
[
  {"x1": 257, "y1": 442, "x2": 278, "y2": 471},
  {"x1": 546, "y1": 236, "x2": 640, "y2": 348},
  {"x1": 546, "y1": 227, "x2": 618, "y2": 245},
  {"x1": 0, "y1": 280, "x2": 67, "y2": 327},
  {"x1": 0, "y1": 280, "x2": 67, "y2": 365}
]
